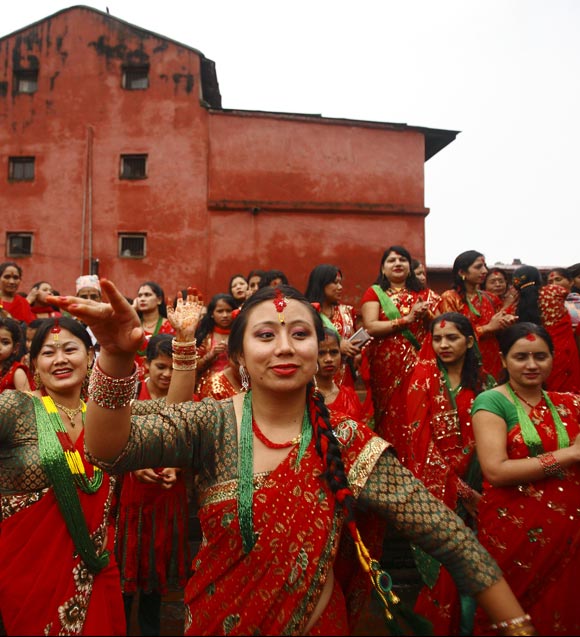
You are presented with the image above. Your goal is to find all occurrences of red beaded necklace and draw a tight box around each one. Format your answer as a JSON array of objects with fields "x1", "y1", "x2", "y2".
[
  {"x1": 508, "y1": 384, "x2": 542, "y2": 410},
  {"x1": 251, "y1": 417, "x2": 301, "y2": 449}
]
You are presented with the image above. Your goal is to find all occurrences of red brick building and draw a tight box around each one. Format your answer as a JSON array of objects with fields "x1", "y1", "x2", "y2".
[{"x1": 1, "y1": 5, "x2": 458, "y2": 304}]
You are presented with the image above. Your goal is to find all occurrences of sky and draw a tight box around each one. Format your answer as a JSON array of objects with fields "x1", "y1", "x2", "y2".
[{"x1": 2, "y1": 0, "x2": 579, "y2": 268}]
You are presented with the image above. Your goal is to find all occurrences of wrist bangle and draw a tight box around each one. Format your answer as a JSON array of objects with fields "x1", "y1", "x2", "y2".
[
  {"x1": 172, "y1": 338, "x2": 198, "y2": 371},
  {"x1": 88, "y1": 361, "x2": 139, "y2": 409},
  {"x1": 537, "y1": 451, "x2": 564, "y2": 478},
  {"x1": 490, "y1": 614, "x2": 533, "y2": 632}
]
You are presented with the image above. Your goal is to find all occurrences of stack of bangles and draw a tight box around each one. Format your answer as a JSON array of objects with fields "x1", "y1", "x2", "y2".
[
  {"x1": 537, "y1": 450, "x2": 564, "y2": 478},
  {"x1": 172, "y1": 339, "x2": 198, "y2": 371},
  {"x1": 391, "y1": 317, "x2": 407, "y2": 331},
  {"x1": 490, "y1": 613, "x2": 537, "y2": 636},
  {"x1": 89, "y1": 360, "x2": 139, "y2": 409}
]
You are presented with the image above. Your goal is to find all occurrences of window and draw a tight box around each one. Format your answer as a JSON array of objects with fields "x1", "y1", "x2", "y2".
[
  {"x1": 122, "y1": 66, "x2": 149, "y2": 90},
  {"x1": 119, "y1": 234, "x2": 146, "y2": 258},
  {"x1": 8, "y1": 157, "x2": 35, "y2": 181},
  {"x1": 120, "y1": 154, "x2": 147, "y2": 180},
  {"x1": 14, "y1": 69, "x2": 38, "y2": 93},
  {"x1": 6, "y1": 233, "x2": 33, "y2": 257}
]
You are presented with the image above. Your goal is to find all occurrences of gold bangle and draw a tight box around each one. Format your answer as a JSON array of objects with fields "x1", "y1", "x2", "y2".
[{"x1": 490, "y1": 614, "x2": 532, "y2": 632}]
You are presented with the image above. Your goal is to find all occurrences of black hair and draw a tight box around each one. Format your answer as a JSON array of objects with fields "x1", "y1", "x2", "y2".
[
  {"x1": 0, "y1": 262, "x2": 23, "y2": 278},
  {"x1": 304, "y1": 264, "x2": 343, "y2": 305},
  {"x1": 483, "y1": 267, "x2": 510, "y2": 291},
  {"x1": 228, "y1": 284, "x2": 357, "y2": 526},
  {"x1": 146, "y1": 333, "x2": 173, "y2": 361},
  {"x1": 136, "y1": 281, "x2": 168, "y2": 318},
  {"x1": 0, "y1": 317, "x2": 25, "y2": 376},
  {"x1": 512, "y1": 265, "x2": 543, "y2": 324},
  {"x1": 195, "y1": 293, "x2": 237, "y2": 346},
  {"x1": 374, "y1": 246, "x2": 423, "y2": 292},
  {"x1": 29, "y1": 317, "x2": 93, "y2": 361},
  {"x1": 247, "y1": 269, "x2": 265, "y2": 282},
  {"x1": 431, "y1": 312, "x2": 483, "y2": 393},
  {"x1": 546, "y1": 267, "x2": 573, "y2": 285},
  {"x1": 451, "y1": 250, "x2": 485, "y2": 298},
  {"x1": 228, "y1": 274, "x2": 248, "y2": 307},
  {"x1": 258, "y1": 269, "x2": 289, "y2": 289},
  {"x1": 496, "y1": 322, "x2": 553, "y2": 385}
]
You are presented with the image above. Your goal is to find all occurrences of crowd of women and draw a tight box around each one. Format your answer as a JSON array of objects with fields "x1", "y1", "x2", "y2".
[{"x1": 0, "y1": 251, "x2": 579, "y2": 637}]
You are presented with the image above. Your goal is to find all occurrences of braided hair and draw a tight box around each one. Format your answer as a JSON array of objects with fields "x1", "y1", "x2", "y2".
[
  {"x1": 228, "y1": 284, "x2": 357, "y2": 525},
  {"x1": 512, "y1": 265, "x2": 543, "y2": 325}
]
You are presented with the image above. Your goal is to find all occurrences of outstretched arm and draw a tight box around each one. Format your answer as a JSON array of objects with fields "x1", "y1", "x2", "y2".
[
  {"x1": 47, "y1": 279, "x2": 142, "y2": 462},
  {"x1": 166, "y1": 287, "x2": 204, "y2": 404}
]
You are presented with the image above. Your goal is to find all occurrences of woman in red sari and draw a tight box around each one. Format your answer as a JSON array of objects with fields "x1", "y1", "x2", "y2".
[
  {"x1": 506, "y1": 265, "x2": 580, "y2": 393},
  {"x1": 134, "y1": 281, "x2": 175, "y2": 381},
  {"x1": 407, "y1": 312, "x2": 495, "y2": 635},
  {"x1": 315, "y1": 327, "x2": 366, "y2": 423},
  {"x1": 0, "y1": 261, "x2": 35, "y2": 324},
  {"x1": 305, "y1": 264, "x2": 362, "y2": 388},
  {"x1": 49, "y1": 281, "x2": 538, "y2": 637},
  {"x1": 0, "y1": 317, "x2": 125, "y2": 636},
  {"x1": 360, "y1": 246, "x2": 440, "y2": 459},
  {"x1": 116, "y1": 332, "x2": 197, "y2": 636},
  {"x1": 439, "y1": 251, "x2": 517, "y2": 380},
  {"x1": 0, "y1": 316, "x2": 32, "y2": 393},
  {"x1": 195, "y1": 293, "x2": 237, "y2": 396},
  {"x1": 472, "y1": 322, "x2": 580, "y2": 635}
]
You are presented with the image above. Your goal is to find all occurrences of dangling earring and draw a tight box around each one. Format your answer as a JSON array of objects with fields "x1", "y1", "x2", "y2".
[
  {"x1": 33, "y1": 370, "x2": 42, "y2": 391},
  {"x1": 82, "y1": 367, "x2": 92, "y2": 401},
  {"x1": 239, "y1": 364, "x2": 250, "y2": 392},
  {"x1": 312, "y1": 373, "x2": 320, "y2": 395}
]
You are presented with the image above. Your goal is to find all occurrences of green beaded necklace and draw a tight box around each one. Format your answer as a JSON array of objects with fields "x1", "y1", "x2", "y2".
[
  {"x1": 506, "y1": 384, "x2": 570, "y2": 456},
  {"x1": 33, "y1": 395, "x2": 109, "y2": 573},
  {"x1": 237, "y1": 390, "x2": 312, "y2": 553}
]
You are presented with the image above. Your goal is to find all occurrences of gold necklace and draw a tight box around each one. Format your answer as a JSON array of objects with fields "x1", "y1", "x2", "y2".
[{"x1": 52, "y1": 399, "x2": 84, "y2": 426}]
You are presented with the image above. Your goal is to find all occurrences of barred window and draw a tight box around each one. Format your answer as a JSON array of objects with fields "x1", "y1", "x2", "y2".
[
  {"x1": 14, "y1": 69, "x2": 38, "y2": 94},
  {"x1": 122, "y1": 66, "x2": 149, "y2": 90},
  {"x1": 8, "y1": 157, "x2": 35, "y2": 181},
  {"x1": 120, "y1": 154, "x2": 147, "y2": 180},
  {"x1": 7, "y1": 233, "x2": 33, "y2": 257},
  {"x1": 119, "y1": 234, "x2": 146, "y2": 258}
]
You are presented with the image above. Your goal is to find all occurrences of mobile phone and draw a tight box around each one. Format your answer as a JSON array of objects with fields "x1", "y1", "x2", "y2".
[{"x1": 348, "y1": 327, "x2": 371, "y2": 347}]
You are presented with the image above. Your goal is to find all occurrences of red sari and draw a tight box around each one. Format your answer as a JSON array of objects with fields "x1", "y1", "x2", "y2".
[
  {"x1": 439, "y1": 289, "x2": 502, "y2": 379},
  {"x1": 406, "y1": 359, "x2": 482, "y2": 635},
  {"x1": 183, "y1": 414, "x2": 388, "y2": 636},
  {"x1": 505, "y1": 284, "x2": 580, "y2": 393},
  {"x1": 0, "y1": 294, "x2": 35, "y2": 323},
  {"x1": 360, "y1": 285, "x2": 436, "y2": 458},
  {"x1": 471, "y1": 390, "x2": 580, "y2": 635},
  {"x1": 0, "y1": 407, "x2": 124, "y2": 636},
  {"x1": 115, "y1": 382, "x2": 191, "y2": 596},
  {"x1": 0, "y1": 360, "x2": 32, "y2": 393}
]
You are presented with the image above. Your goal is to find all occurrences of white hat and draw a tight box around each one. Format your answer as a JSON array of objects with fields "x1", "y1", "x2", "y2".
[{"x1": 75, "y1": 274, "x2": 101, "y2": 294}]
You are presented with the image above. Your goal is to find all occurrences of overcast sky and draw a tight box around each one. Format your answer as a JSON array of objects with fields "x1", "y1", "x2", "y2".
[{"x1": 3, "y1": 0, "x2": 579, "y2": 268}]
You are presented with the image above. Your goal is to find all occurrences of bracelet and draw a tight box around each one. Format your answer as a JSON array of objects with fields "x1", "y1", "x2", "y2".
[
  {"x1": 497, "y1": 625, "x2": 537, "y2": 637},
  {"x1": 172, "y1": 338, "x2": 198, "y2": 371},
  {"x1": 490, "y1": 614, "x2": 532, "y2": 632},
  {"x1": 537, "y1": 451, "x2": 564, "y2": 478},
  {"x1": 88, "y1": 361, "x2": 139, "y2": 409},
  {"x1": 172, "y1": 339, "x2": 198, "y2": 355},
  {"x1": 391, "y1": 318, "x2": 406, "y2": 331},
  {"x1": 172, "y1": 358, "x2": 198, "y2": 371}
]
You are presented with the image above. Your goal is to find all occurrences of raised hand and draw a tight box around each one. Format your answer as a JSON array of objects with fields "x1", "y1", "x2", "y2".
[
  {"x1": 46, "y1": 279, "x2": 143, "y2": 356},
  {"x1": 167, "y1": 286, "x2": 205, "y2": 343}
]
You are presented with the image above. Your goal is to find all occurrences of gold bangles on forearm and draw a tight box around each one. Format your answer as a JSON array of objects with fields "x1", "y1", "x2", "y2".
[
  {"x1": 88, "y1": 361, "x2": 139, "y2": 408},
  {"x1": 172, "y1": 339, "x2": 198, "y2": 371},
  {"x1": 537, "y1": 451, "x2": 564, "y2": 479},
  {"x1": 490, "y1": 613, "x2": 537, "y2": 636}
]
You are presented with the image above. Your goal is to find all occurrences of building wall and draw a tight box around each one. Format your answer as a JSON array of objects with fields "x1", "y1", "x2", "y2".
[{"x1": 1, "y1": 6, "x2": 444, "y2": 308}]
